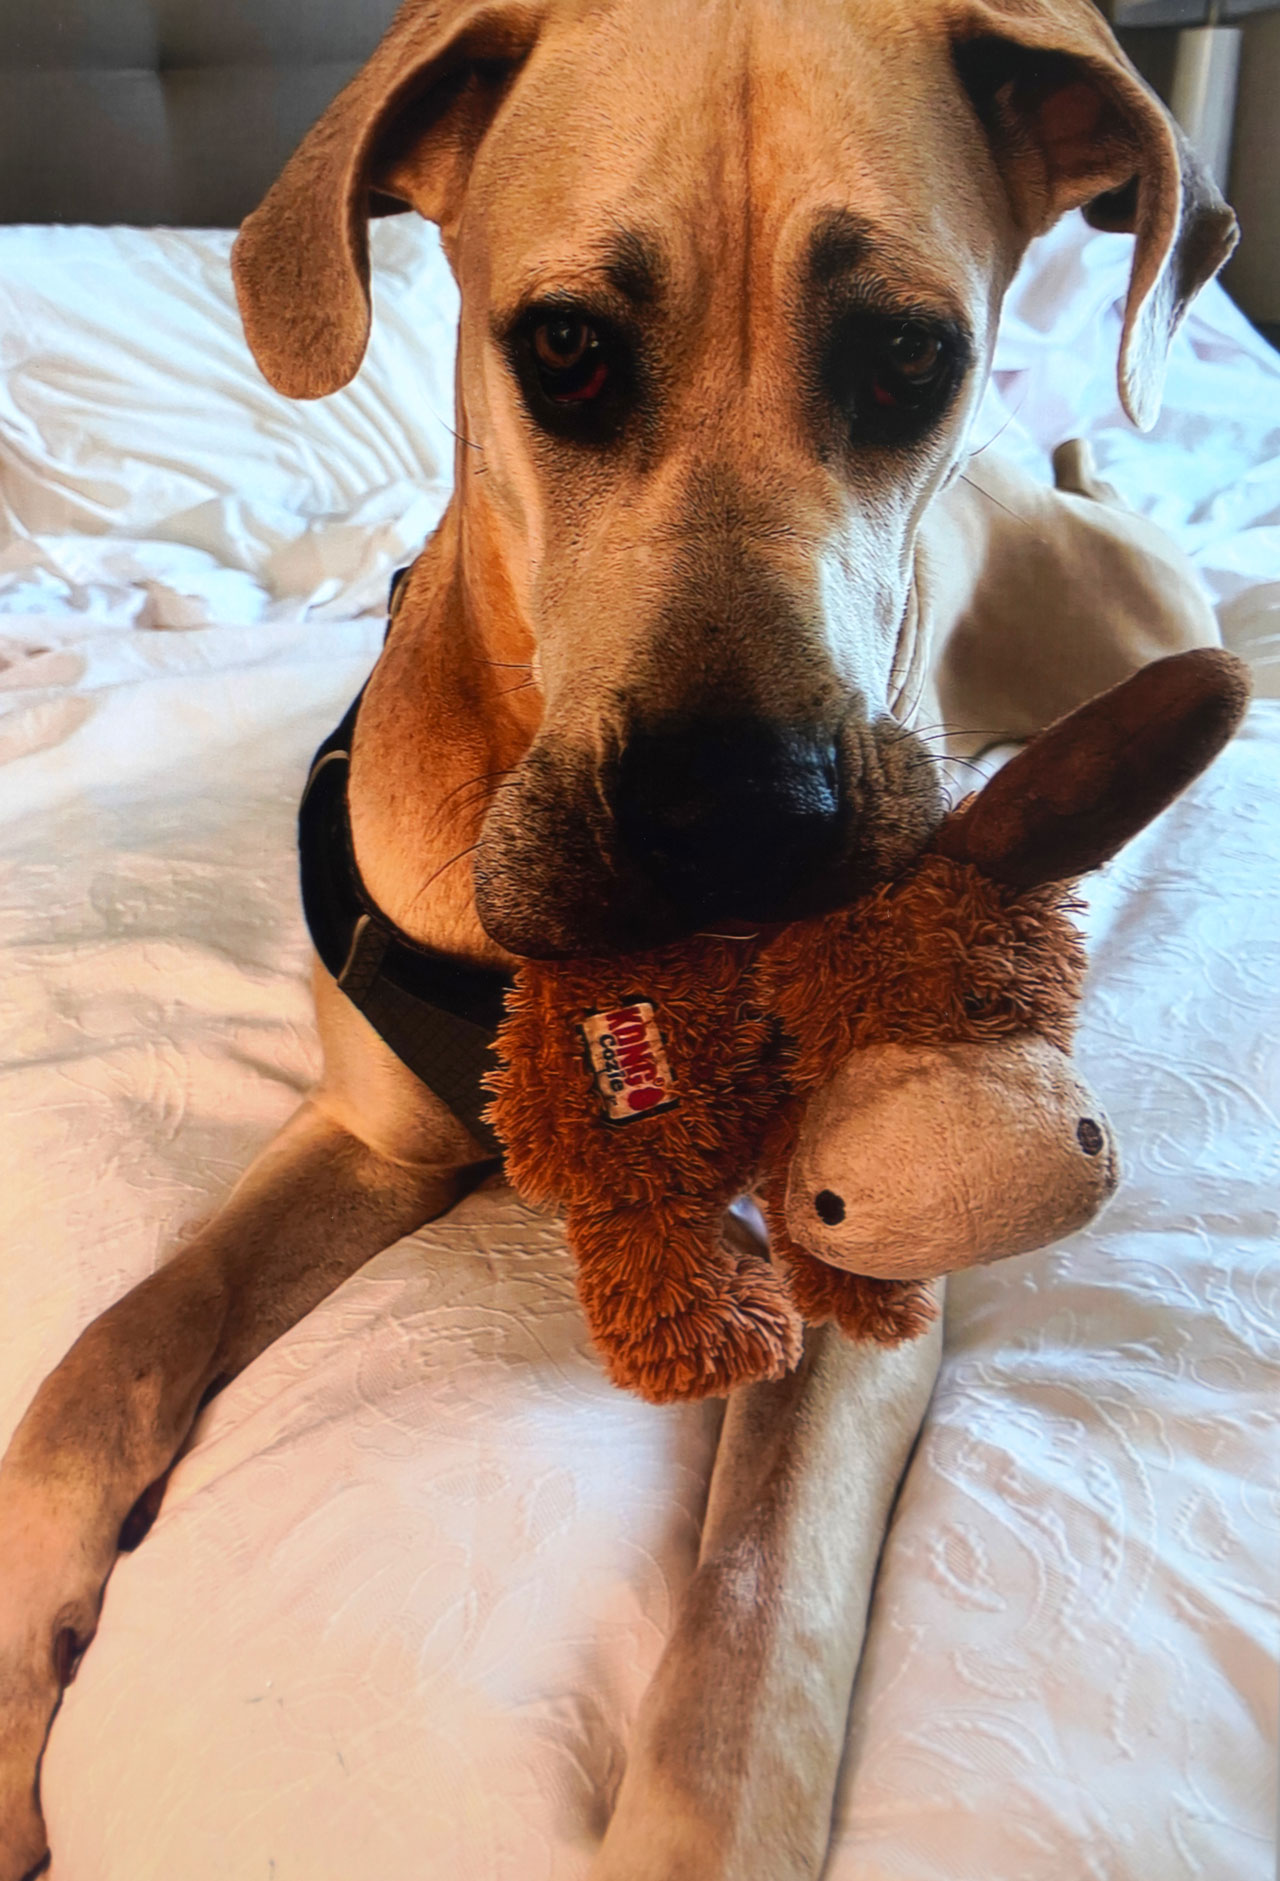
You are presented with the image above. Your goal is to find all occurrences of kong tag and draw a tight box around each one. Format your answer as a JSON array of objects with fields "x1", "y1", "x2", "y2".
[{"x1": 580, "y1": 999, "x2": 678, "y2": 1123}]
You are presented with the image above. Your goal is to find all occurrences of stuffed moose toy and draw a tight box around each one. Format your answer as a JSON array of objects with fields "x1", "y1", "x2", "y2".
[{"x1": 487, "y1": 648, "x2": 1249, "y2": 1404}]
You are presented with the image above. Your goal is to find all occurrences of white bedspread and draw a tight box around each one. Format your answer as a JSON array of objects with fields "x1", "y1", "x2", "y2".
[{"x1": 0, "y1": 214, "x2": 1276, "y2": 1880}]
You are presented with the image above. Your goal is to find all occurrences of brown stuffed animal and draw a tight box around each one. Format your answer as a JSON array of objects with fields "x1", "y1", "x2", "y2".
[{"x1": 487, "y1": 649, "x2": 1249, "y2": 1404}]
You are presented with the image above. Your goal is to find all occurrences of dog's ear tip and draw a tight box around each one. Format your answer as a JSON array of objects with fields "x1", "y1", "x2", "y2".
[
  {"x1": 232, "y1": 223, "x2": 371, "y2": 399},
  {"x1": 1116, "y1": 166, "x2": 1239, "y2": 430},
  {"x1": 243, "y1": 334, "x2": 368, "y2": 401},
  {"x1": 1116, "y1": 283, "x2": 1174, "y2": 431},
  {"x1": 235, "y1": 325, "x2": 369, "y2": 402},
  {"x1": 1118, "y1": 368, "x2": 1160, "y2": 433}
]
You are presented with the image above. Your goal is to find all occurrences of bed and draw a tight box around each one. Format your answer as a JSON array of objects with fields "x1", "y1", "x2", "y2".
[{"x1": 1, "y1": 130, "x2": 1277, "y2": 1881}]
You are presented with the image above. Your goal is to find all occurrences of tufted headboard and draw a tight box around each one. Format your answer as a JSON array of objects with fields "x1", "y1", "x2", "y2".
[{"x1": 1, "y1": 0, "x2": 401, "y2": 227}]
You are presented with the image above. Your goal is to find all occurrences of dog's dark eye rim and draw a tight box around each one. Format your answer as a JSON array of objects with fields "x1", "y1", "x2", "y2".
[
  {"x1": 822, "y1": 311, "x2": 971, "y2": 445},
  {"x1": 502, "y1": 299, "x2": 635, "y2": 440}
]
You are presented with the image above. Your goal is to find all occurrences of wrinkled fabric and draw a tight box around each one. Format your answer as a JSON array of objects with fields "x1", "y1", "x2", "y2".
[
  {"x1": 0, "y1": 213, "x2": 1276, "y2": 1880},
  {"x1": 0, "y1": 219, "x2": 457, "y2": 626}
]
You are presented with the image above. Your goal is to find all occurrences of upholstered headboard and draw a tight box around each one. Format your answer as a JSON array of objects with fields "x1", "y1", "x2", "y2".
[{"x1": 1, "y1": 0, "x2": 400, "y2": 227}]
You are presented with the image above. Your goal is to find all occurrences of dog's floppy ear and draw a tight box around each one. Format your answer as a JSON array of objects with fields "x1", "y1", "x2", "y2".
[
  {"x1": 936, "y1": 647, "x2": 1251, "y2": 887},
  {"x1": 951, "y1": 0, "x2": 1237, "y2": 429},
  {"x1": 233, "y1": 1, "x2": 546, "y2": 399}
]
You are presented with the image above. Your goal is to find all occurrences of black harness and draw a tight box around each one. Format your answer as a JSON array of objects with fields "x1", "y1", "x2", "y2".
[{"x1": 297, "y1": 576, "x2": 511, "y2": 1153}]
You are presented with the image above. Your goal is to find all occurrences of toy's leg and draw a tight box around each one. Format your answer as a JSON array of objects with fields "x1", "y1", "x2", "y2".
[
  {"x1": 569, "y1": 1197, "x2": 803, "y2": 1404},
  {"x1": 759, "y1": 1180, "x2": 937, "y2": 1345},
  {"x1": 591, "y1": 1306, "x2": 944, "y2": 1881}
]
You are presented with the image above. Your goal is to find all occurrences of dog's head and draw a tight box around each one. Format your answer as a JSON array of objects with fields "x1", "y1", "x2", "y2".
[{"x1": 235, "y1": 0, "x2": 1234, "y2": 958}]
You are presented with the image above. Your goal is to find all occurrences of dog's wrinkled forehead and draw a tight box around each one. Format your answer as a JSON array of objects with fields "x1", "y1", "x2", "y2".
[{"x1": 459, "y1": 0, "x2": 1002, "y2": 335}]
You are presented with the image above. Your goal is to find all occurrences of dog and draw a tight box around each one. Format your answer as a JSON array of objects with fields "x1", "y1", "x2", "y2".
[{"x1": 0, "y1": 3, "x2": 1236, "y2": 1876}]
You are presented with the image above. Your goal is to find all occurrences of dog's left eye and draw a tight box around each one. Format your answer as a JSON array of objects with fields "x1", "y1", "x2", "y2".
[
  {"x1": 531, "y1": 316, "x2": 610, "y2": 402},
  {"x1": 873, "y1": 324, "x2": 946, "y2": 403},
  {"x1": 824, "y1": 315, "x2": 964, "y2": 447}
]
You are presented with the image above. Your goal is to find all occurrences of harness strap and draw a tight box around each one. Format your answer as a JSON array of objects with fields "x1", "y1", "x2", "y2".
[{"x1": 297, "y1": 572, "x2": 511, "y2": 1153}]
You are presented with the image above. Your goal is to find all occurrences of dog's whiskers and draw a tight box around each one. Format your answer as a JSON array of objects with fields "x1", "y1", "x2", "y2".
[
  {"x1": 906, "y1": 716, "x2": 1009, "y2": 745},
  {"x1": 434, "y1": 766, "x2": 519, "y2": 816},
  {"x1": 903, "y1": 751, "x2": 992, "y2": 777},
  {"x1": 966, "y1": 384, "x2": 1029, "y2": 459},
  {"x1": 958, "y1": 472, "x2": 1050, "y2": 542},
  {"x1": 430, "y1": 772, "x2": 524, "y2": 840},
  {"x1": 438, "y1": 412, "x2": 485, "y2": 454},
  {"x1": 911, "y1": 730, "x2": 1003, "y2": 750},
  {"x1": 409, "y1": 839, "x2": 484, "y2": 911}
]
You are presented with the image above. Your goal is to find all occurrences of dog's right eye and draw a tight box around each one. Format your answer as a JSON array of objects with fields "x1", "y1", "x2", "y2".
[
  {"x1": 507, "y1": 304, "x2": 633, "y2": 444},
  {"x1": 531, "y1": 317, "x2": 608, "y2": 400}
]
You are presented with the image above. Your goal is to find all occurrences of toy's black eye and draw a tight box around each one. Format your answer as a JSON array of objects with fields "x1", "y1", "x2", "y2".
[
  {"x1": 814, "y1": 1189, "x2": 846, "y2": 1226},
  {"x1": 531, "y1": 316, "x2": 609, "y2": 402}
]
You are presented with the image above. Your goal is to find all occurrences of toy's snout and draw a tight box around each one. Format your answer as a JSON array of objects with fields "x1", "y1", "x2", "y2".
[{"x1": 786, "y1": 1036, "x2": 1119, "y2": 1279}]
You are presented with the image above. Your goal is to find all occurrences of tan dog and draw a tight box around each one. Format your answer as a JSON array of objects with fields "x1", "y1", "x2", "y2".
[{"x1": 0, "y1": 2, "x2": 1236, "y2": 1876}]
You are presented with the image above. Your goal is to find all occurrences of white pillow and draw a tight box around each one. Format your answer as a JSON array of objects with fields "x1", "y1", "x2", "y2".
[{"x1": 0, "y1": 219, "x2": 459, "y2": 625}]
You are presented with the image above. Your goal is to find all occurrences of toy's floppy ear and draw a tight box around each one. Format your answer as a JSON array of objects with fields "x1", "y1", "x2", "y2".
[
  {"x1": 233, "y1": 0, "x2": 545, "y2": 399},
  {"x1": 951, "y1": 0, "x2": 1237, "y2": 428},
  {"x1": 937, "y1": 647, "x2": 1251, "y2": 888}
]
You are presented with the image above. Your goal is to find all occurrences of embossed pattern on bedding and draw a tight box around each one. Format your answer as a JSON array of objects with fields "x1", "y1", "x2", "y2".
[
  {"x1": 827, "y1": 714, "x2": 1280, "y2": 1880},
  {"x1": 2, "y1": 634, "x2": 1274, "y2": 1881}
]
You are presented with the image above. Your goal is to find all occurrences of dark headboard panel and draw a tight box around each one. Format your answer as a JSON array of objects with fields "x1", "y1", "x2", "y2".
[{"x1": 2, "y1": 0, "x2": 400, "y2": 227}]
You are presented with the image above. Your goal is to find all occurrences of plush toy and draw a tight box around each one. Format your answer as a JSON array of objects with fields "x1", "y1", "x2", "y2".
[{"x1": 486, "y1": 649, "x2": 1249, "y2": 1404}]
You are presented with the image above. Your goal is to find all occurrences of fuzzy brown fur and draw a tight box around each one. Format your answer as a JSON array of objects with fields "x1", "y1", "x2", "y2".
[
  {"x1": 487, "y1": 648, "x2": 1250, "y2": 1406},
  {"x1": 487, "y1": 848, "x2": 1086, "y2": 1403}
]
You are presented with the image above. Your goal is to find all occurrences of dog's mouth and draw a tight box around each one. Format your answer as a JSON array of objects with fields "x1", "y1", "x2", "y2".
[{"x1": 471, "y1": 712, "x2": 944, "y2": 959}]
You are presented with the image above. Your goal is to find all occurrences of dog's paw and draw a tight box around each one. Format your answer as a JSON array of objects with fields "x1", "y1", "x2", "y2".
[
  {"x1": 0, "y1": 1491, "x2": 105, "y2": 1881},
  {"x1": 0, "y1": 1612, "x2": 93, "y2": 1881},
  {"x1": 0, "y1": 1669, "x2": 56, "y2": 1881},
  {"x1": 0, "y1": 1781, "x2": 50, "y2": 1881}
]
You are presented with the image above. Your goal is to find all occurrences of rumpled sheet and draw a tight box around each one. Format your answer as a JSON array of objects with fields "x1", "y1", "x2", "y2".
[{"x1": 0, "y1": 213, "x2": 1276, "y2": 1880}]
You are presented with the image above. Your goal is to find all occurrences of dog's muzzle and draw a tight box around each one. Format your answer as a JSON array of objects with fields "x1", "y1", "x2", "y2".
[
  {"x1": 613, "y1": 717, "x2": 841, "y2": 922},
  {"x1": 473, "y1": 704, "x2": 942, "y2": 959}
]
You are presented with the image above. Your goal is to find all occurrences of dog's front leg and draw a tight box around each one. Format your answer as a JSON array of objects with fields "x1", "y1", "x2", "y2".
[
  {"x1": 592, "y1": 1308, "x2": 944, "y2": 1881},
  {"x1": 0, "y1": 989, "x2": 483, "y2": 1881}
]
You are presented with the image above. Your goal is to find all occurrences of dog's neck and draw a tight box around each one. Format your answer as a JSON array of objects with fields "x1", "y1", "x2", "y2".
[{"x1": 347, "y1": 502, "x2": 541, "y2": 970}]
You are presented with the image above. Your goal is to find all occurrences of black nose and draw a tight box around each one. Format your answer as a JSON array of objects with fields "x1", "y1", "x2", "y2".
[{"x1": 614, "y1": 717, "x2": 840, "y2": 920}]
